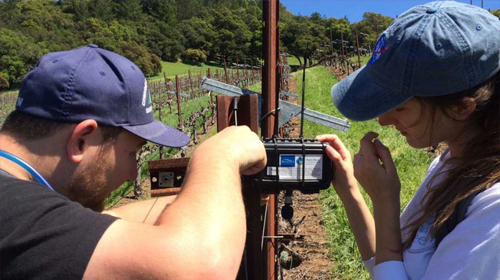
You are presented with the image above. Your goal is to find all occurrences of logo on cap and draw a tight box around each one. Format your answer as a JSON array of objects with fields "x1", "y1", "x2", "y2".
[
  {"x1": 370, "y1": 34, "x2": 389, "y2": 65},
  {"x1": 142, "y1": 79, "x2": 153, "y2": 114},
  {"x1": 16, "y1": 97, "x2": 23, "y2": 108}
]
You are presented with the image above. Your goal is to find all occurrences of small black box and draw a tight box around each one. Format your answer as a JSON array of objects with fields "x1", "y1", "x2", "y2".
[{"x1": 250, "y1": 138, "x2": 333, "y2": 194}]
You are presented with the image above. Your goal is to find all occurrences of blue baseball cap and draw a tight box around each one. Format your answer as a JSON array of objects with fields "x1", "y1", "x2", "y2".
[
  {"x1": 331, "y1": 1, "x2": 500, "y2": 121},
  {"x1": 16, "y1": 44, "x2": 189, "y2": 148}
]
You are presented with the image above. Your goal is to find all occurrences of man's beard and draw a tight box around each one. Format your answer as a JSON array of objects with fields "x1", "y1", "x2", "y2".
[{"x1": 66, "y1": 146, "x2": 115, "y2": 212}]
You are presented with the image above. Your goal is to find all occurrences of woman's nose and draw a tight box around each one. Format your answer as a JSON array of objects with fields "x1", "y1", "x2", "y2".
[{"x1": 378, "y1": 111, "x2": 394, "y2": 127}]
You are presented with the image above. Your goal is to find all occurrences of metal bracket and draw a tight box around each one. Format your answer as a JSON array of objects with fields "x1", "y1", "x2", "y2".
[
  {"x1": 201, "y1": 77, "x2": 259, "y2": 96},
  {"x1": 200, "y1": 77, "x2": 351, "y2": 132},
  {"x1": 280, "y1": 91, "x2": 299, "y2": 98},
  {"x1": 279, "y1": 100, "x2": 350, "y2": 132}
]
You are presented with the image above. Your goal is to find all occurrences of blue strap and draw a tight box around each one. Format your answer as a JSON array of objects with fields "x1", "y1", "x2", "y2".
[{"x1": 0, "y1": 149, "x2": 55, "y2": 191}]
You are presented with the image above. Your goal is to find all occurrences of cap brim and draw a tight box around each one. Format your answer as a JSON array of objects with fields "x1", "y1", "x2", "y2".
[
  {"x1": 123, "y1": 120, "x2": 190, "y2": 148},
  {"x1": 331, "y1": 65, "x2": 412, "y2": 121}
]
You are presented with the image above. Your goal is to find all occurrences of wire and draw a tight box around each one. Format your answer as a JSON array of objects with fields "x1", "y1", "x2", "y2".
[
  {"x1": 261, "y1": 200, "x2": 269, "y2": 251},
  {"x1": 299, "y1": 57, "x2": 307, "y2": 139}
]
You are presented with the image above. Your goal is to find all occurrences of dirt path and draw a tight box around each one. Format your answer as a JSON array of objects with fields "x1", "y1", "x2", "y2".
[{"x1": 276, "y1": 72, "x2": 336, "y2": 280}]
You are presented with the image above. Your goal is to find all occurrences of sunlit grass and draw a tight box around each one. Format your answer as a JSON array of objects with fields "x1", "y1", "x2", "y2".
[{"x1": 147, "y1": 60, "x2": 225, "y2": 81}]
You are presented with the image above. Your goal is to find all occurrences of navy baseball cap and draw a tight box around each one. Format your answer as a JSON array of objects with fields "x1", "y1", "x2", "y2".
[
  {"x1": 16, "y1": 44, "x2": 189, "y2": 147},
  {"x1": 331, "y1": 1, "x2": 500, "y2": 121}
]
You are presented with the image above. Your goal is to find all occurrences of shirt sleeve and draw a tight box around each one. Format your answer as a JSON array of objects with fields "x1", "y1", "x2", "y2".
[
  {"x1": 373, "y1": 261, "x2": 409, "y2": 280},
  {"x1": 362, "y1": 257, "x2": 376, "y2": 278}
]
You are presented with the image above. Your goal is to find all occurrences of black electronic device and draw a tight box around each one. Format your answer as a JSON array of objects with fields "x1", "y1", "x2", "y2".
[{"x1": 249, "y1": 138, "x2": 333, "y2": 194}]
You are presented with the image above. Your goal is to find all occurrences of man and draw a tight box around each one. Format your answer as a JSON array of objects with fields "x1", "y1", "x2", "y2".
[{"x1": 0, "y1": 44, "x2": 267, "y2": 279}]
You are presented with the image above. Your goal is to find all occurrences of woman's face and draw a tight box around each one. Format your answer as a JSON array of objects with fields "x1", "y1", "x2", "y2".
[{"x1": 378, "y1": 98, "x2": 454, "y2": 149}]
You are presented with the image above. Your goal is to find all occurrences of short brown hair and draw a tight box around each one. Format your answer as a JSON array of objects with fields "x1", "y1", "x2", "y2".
[{"x1": 1, "y1": 110, "x2": 122, "y2": 144}]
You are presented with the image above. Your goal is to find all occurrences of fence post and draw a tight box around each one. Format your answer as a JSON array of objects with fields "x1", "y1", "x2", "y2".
[{"x1": 175, "y1": 75, "x2": 183, "y2": 132}]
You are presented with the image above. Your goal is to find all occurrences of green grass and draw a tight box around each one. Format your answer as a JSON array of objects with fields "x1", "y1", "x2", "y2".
[
  {"x1": 147, "y1": 60, "x2": 224, "y2": 81},
  {"x1": 291, "y1": 66, "x2": 432, "y2": 279},
  {"x1": 349, "y1": 55, "x2": 371, "y2": 66},
  {"x1": 286, "y1": 55, "x2": 301, "y2": 66}
]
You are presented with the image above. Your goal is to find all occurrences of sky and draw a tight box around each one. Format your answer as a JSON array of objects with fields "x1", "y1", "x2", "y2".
[{"x1": 280, "y1": 0, "x2": 500, "y2": 23}]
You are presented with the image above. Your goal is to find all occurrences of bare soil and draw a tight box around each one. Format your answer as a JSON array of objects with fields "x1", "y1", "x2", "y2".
[{"x1": 275, "y1": 74, "x2": 336, "y2": 280}]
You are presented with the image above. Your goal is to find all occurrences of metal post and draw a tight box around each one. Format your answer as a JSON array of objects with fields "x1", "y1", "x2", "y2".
[
  {"x1": 236, "y1": 57, "x2": 240, "y2": 83},
  {"x1": 224, "y1": 58, "x2": 229, "y2": 84},
  {"x1": 330, "y1": 30, "x2": 334, "y2": 56},
  {"x1": 356, "y1": 31, "x2": 361, "y2": 69},
  {"x1": 188, "y1": 70, "x2": 194, "y2": 98},
  {"x1": 217, "y1": 95, "x2": 263, "y2": 280},
  {"x1": 175, "y1": 75, "x2": 183, "y2": 131},
  {"x1": 263, "y1": 0, "x2": 278, "y2": 279},
  {"x1": 208, "y1": 68, "x2": 213, "y2": 105}
]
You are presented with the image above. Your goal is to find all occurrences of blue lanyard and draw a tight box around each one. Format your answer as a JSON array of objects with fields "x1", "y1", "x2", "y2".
[{"x1": 0, "y1": 149, "x2": 55, "y2": 191}]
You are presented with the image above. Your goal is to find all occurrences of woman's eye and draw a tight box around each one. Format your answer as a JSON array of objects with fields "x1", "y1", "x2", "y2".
[{"x1": 395, "y1": 108, "x2": 404, "y2": 112}]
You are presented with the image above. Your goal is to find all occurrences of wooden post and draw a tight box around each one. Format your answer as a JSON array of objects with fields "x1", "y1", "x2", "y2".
[
  {"x1": 263, "y1": 0, "x2": 279, "y2": 279},
  {"x1": 188, "y1": 70, "x2": 194, "y2": 98},
  {"x1": 356, "y1": 31, "x2": 361, "y2": 69},
  {"x1": 224, "y1": 58, "x2": 229, "y2": 84},
  {"x1": 175, "y1": 75, "x2": 183, "y2": 131},
  {"x1": 217, "y1": 95, "x2": 262, "y2": 280}
]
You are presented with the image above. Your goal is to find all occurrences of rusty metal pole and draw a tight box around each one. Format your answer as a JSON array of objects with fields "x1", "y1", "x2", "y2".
[
  {"x1": 188, "y1": 69, "x2": 194, "y2": 98},
  {"x1": 163, "y1": 72, "x2": 171, "y2": 101},
  {"x1": 175, "y1": 75, "x2": 183, "y2": 131},
  {"x1": 263, "y1": 0, "x2": 279, "y2": 279},
  {"x1": 208, "y1": 68, "x2": 213, "y2": 105},
  {"x1": 224, "y1": 58, "x2": 229, "y2": 83},
  {"x1": 341, "y1": 30, "x2": 346, "y2": 73},
  {"x1": 356, "y1": 31, "x2": 361, "y2": 69},
  {"x1": 330, "y1": 30, "x2": 334, "y2": 56},
  {"x1": 236, "y1": 57, "x2": 240, "y2": 83}
]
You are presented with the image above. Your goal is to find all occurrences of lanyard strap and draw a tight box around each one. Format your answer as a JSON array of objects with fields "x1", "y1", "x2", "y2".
[{"x1": 0, "y1": 150, "x2": 55, "y2": 191}]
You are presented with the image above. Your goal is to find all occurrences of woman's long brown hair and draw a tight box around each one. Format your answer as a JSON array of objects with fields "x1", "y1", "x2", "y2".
[{"x1": 402, "y1": 72, "x2": 500, "y2": 249}]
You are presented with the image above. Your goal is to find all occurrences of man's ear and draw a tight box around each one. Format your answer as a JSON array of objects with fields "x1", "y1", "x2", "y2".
[
  {"x1": 449, "y1": 97, "x2": 476, "y2": 121},
  {"x1": 67, "y1": 120, "x2": 99, "y2": 163}
]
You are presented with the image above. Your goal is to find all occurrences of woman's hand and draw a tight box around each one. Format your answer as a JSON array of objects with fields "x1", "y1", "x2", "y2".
[
  {"x1": 316, "y1": 134, "x2": 359, "y2": 200},
  {"x1": 353, "y1": 132, "x2": 401, "y2": 204}
]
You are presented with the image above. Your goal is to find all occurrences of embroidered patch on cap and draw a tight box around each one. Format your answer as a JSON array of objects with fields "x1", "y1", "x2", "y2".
[
  {"x1": 142, "y1": 79, "x2": 153, "y2": 114},
  {"x1": 369, "y1": 34, "x2": 389, "y2": 65}
]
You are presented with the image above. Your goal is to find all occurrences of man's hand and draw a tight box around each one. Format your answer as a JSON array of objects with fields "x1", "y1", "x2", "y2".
[{"x1": 194, "y1": 125, "x2": 267, "y2": 175}]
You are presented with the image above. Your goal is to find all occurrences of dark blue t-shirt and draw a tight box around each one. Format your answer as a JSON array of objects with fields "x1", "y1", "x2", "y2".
[{"x1": 0, "y1": 170, "x2": 118, "y2": 279}]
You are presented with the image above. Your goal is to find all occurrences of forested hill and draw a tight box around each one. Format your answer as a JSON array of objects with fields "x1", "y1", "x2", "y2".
[{"x1": 1, "y1": 0, "x2": 498, "y2": 90}]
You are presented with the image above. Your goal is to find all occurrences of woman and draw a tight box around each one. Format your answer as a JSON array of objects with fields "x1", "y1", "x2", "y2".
[{"x1": 318, "y1": 1, "x2": 500, "y2": 279}]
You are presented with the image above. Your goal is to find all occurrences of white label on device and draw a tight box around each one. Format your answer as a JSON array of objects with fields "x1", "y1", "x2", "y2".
[{"x1": 266, "y1": 154, "x2": 323, "y2": 180}]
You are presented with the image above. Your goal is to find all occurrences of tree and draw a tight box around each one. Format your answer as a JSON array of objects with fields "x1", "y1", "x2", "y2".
[
  {"x1": 118, "y1": 41, "x2": 160, "y2": 77},
  {"x1": 209, "y1": 8, "x2": 252, "y2": 61},
  {"x1": 114, "y1": 0, "x2": 142, "y2": 21},
  {"x1": 281, "y1": 16, "x2": 325, "y2": 64},
  {"x1": 178, "y1": 17, "x2": 215, "y2": 55},
  {"x1": 0, "y1": 72, "x2": 10, "y2": 90},
  {"x1": 141, "y1": 0, "x2": 176, "y2": 25},
  {"x1": 88, "y1": 0, "x2": 115, "y2": 22}
]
